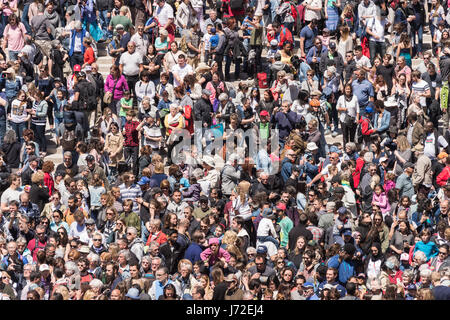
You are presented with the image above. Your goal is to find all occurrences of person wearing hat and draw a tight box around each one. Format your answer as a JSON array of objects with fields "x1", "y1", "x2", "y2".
[
  {"x1": 357, "y1": 103, "x2": 376, "y2": 146},
  {"x1": 320, "y1": 41, "x2": 344, "y2": 75},
  {"x1": 412, "y1": 143, "x2": 432, "y2": 189},
  {"x1": 200, "y1": 237, "x2": 231, "y2": 268},
  {"x1": 224, "y1": 273, "x2": 244, "y2": 300}
]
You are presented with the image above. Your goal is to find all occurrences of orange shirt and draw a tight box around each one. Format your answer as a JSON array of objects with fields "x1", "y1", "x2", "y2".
[
  {"x1": 84, "y1": 46, "x2": 95, "y2": 65},
  {"x1": 64, "y1": 208, "x2": 89, "y2": 226}
]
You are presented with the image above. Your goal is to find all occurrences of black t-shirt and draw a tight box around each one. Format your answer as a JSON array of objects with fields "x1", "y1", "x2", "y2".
[
  {"x1": 376, "y1": 64, "x2": 395, "y2": 92},
  {"x1": 139, "y1": 190, "x2": 152, "y2": 223},
  {"x1": 55, "y1": 162, "x2": 79, "y2": 178},
  {"x1": 422, "y1": 72, "x2": 442, "y2": 100}
]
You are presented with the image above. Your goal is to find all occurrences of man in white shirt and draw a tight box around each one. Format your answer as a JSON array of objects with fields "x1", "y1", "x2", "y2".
[
  {"x1": 0, "y1": 175, "x2": 22, "y2": 213},
  {"x1": 156, "y1": 0, "x2": 174, "y2": 33},
  {"x1": 130, "y1": 24, "x2": 149, "y2": 57},
  {"x1": 366, "y1": 13, "x2": 388, "y2": 64},
  {"x1": 307, "y1": 152, "x2": 341, "y2": 188},
  {"x1": 411, "y1": 70, "x2": 431, "y2": 108},
  {"x1": 68, "y1": 210, "x2": 90, "y2": 244},
  {"x1": 171, "y1": 54, "x2": 193, "y2": 88},
  {"x1": 119, "y1": 41, "x2": 143, "y2": 101},
  {"x1": 354, "y1": 45, "x2": 372, "y2": 72}
]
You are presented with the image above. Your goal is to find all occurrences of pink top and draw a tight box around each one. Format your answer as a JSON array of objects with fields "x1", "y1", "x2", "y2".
[
  {"x1": 200, "y1": 247, "x2": 231, "y2": 266},
  {"x1": 384, "y1": 180, "x2": 396, "y2": 193},
  {"x1": 205, "y1": 81, "x2": 225, "y2": 105},
  {"x1": 372, "y1": 192, "x2": 391, "y2": 214},
  {"x1": 1, "y1": 0, "x2": 17, "y2": 16},
  {"x1": 4, "y1": 22, "x2": 26, "y2": 51},
  {"x1": 104, "y1": 74, "x2": 129, "y2": 100}
]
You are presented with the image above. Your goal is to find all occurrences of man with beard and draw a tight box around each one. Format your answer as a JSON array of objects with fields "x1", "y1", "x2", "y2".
[{"x1": 159, "y1": 230, "x2": 183, "y2": 274}]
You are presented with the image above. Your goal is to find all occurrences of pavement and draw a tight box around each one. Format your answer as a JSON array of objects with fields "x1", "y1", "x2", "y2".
[{"x1": 43, "y1": 31, "x2": 434, "y2": 167}]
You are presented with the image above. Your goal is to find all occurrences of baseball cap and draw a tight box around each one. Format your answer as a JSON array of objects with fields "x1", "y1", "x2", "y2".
[
  {"x1": 199, "y1": 195, "x2": 208, "y2": 203},
  {"x1": 260, "y1": 110, "x2": 269, "y2": 117},
  {"x1": 256, "y1": 245, "x2": 268, "y2": 254},
  {"x1": 342, "y1": 230, "x2": 352, "y2": 237},
  {"x1": 365, "y1": 106, "x2": 374, "y2": 114},
  {"x1": 303, "y1": 282, "x2": 314, "y2": 288},
  {"x1": 270, "y1": 39, "x2": 278, "y2": 46},
  {"x1": 307, "y1": 142, "x2": 318, "y2": 151},
  {"x1": 73, "y1": 64, "x2": 81, "y2": 72},
  {"x1": 329, "y1": 42, "x2": 336, "y2": 49},
  {"x1": 86, "y1": 154, "x2": 95, "y2": 162},
  {"x1": 125, "y1": 288, "x2": 140, "y2": 300},
  {"x1": 115, "y1": 24, "x2": 124, "y2": 30},
  {"x1": 276, "y1": 203, "x2": 286, "y2": 211},
  {"x1": 210, "y1": 27, "x2": 216, "y2": 33},
  {"x1": 137, "y1": 176, "x2": 151, "y2": 185},
  {"x1": 39, "y1": 264, "x2": 50, "y2": 272},
  {"x1": 407, "y1": 284, "x2": 417, "y2": 291},
  {"x1": 208, "y1": 237, "x2": 219, "y2": 245},
  {"x1": 400, "y1": 253, "x2": 410, "y2": 261}
]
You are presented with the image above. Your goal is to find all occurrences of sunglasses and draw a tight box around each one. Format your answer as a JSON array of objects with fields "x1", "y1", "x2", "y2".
[{"x1": 93, "y1": 239, "x2": 102, "y2": 241}]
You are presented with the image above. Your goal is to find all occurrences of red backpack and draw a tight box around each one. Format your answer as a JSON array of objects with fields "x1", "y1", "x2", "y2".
[{"x1": 257, "y1": 72, "x2": 269, "y2": 89}]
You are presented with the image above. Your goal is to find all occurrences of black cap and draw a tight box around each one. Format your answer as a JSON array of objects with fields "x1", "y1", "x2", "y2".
[
  {"x1": 199, "y1": 195, "x2": 208, "y2": 202},
  {"x1": 77, "y1": 71, "x2": 86, "y2": 78},
  {"x1": 334, "y1": 186, "x2": 345, "y2": 194},
  {"x1": 404, "y1": 162, "x2": 415, "y2": 169},
  {"x1": 86, "y1": 155, "x2": 95, "y2": 162}
]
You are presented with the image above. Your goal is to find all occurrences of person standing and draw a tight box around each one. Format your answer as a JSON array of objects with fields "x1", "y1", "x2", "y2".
[{"x1": 119, "y1": 41, "x2": 143, "y2": 102}]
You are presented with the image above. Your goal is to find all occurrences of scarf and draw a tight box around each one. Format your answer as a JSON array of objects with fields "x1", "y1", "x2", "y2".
[{"x1": 167, "y1": 112, "x2": 182, "y2": 127}]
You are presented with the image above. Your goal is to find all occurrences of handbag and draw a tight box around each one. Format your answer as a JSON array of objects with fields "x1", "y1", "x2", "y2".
[
  {"x1": 103, "y1": 79, "x2": 119, "y2": 104},
  {"x1": 343, "y1": 98, "x2": 355, "y2": 126}
]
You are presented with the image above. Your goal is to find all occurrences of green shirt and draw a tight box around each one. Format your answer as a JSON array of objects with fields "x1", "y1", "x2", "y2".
[
  {"x1": 110, "y1": 15, "x2": 133, "y2": 33},
  {"x1": 279, "y1": 216, "x2": 294, "y2": 248},
  {"x1": 119, "y1": 211, "x2": 141, "y2": 236},
  {"x1": 119, "y1": 97, "x2": 133, "y2": 117}
]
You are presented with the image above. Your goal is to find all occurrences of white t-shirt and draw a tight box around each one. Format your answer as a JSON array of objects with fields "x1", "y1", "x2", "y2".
[
  {"x1": 9, "y1": 99, "x2": 28, "y2": 123},
  {"x1": 411, "y1": 79, "x2": 430, "y2": 107},
  {"x1": 0, "y1": 187, "x2": 22, "y2": 207},
  {"x1": 336, "y1": 95, "x2": 360, "y2": 122},
  {"x1": 156, "y1": 3, "x2": 174, "y2": 26},
  {"x1": 424, "y1": 132, "x2": 448, "y2": 159},
  {"x1": 68, "y1": 221, "x2": 90, "y2": 244},
  {"x1": 355, "y1": 55, "x2": 372, "y2": 69},
  {"x1": 171, "y1": 63, "x2": 193, "y2": 87},
  {"x1": 119, "y1": 51, "x2": 143, "y2": 76},
  {"x1": 143, "y1": 124, "x2": 162, "y2": 149},
  {"x1": 321, "y1": 162, "x2": 342, "y2": 176},
  {"x1": 368, "y1": 18, "x2": 386, "y2": 43}
]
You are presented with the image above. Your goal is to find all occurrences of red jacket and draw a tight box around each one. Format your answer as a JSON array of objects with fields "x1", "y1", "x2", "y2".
[
  {"x1": 359, "y1": 117, "x2": 375, "y2": 135},
  {"x1": 353, "y1": 157, "x2": 365, "y2": 189},
  {"x1": 437, "y1": 165, "x2": 450, "y2": 186},
  {"x1": 44, "y1": 172, "x2": 54, "y2": 196}
]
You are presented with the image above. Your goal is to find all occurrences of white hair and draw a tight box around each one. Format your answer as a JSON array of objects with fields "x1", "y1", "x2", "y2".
[
  {"x1": 87, "y1": 253, "x2": 100, "y2": 265},
  {"x1": 65, "y1": 261, "x2": 79, "y2": 274},
  {"x1": 420, "y1": 268, "x2": 432, "y2": 277},
  {"x1": 414, "y1": 251, "x2": 427, "y2": 264},
  {"x1": 89, "y1": 279, "x2": 104, "y2": 289}
]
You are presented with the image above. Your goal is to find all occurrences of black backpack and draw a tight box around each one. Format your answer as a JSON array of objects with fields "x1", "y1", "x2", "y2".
[
  {"x1": 61, "y1": 127, "x2": 77, "y2": 151},
  {"x1": 230, "y1": 0, "x2": 243, "y2": 10},
  {"x1": 77, "y1": 81, "x2": 97, "y2": 111}
]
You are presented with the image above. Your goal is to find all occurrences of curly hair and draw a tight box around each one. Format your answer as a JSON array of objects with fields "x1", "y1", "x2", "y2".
[{"x1": 42, "y1": 161, "x2": 55, "y2": 173}]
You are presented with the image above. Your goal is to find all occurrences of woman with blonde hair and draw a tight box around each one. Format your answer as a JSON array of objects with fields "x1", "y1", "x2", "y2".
[
  {"x1": 393, "y1": 135, "x2": 412, "y2": 176},
  {"x1": 337, "y1": 25, "x2": 353, "y2": 59},
  {"x1": 199, "y1": 273, "x2": 214, "y2": 300}
]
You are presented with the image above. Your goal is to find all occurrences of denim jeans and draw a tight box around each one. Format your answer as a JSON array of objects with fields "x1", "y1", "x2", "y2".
[
  {"x1": 8, "y1": 50, "x2": 20, "y2": 62},
  {"x1": 21, "y1": 4, "x2": 32, "y2": 34},
  {"x1": 141, "y1": 220, "x2": 149, "y2": 242},
  {"x1": 0, "y1": 114, "x2": 6, "y2": 143},
  {"x1": 9, "y1": 121, "x2": 26, "y2": 144},
  {"x1": 257, "y1": 236, "x2": 279, "y2": 247},
  {"x1": 411, "y1": 25, "x2": 423, "y2": 55},
  {"x1": 369, "y1": 40, "x2": 386, "y2": 65},
  {"x1": 225, "y1": 55, "x2": 240, "y2": 80},
  {"x1": 54, "y1": 117, "x2": 64, "y2": 138},
  {"x1": 98, "y1": 10, "x2": 110, "y2": 37}
]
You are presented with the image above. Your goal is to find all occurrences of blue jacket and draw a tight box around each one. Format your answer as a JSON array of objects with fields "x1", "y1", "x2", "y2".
[
  {"x1": 69, "y1": 29, "x2": 87, "y2": 56},
  {"x1": 373, "y1": 110, "x2": 391, "y2": 133},
  {"x1": 414, "y1": 241, "x2": 439, "y2": 261},
  {"x1": 327, "y1": 254, "x2": 356, "y2": 285},
  {"x1": 184, "y1": 242, "x2": 203, "y2": 264},
  {"x1": 281, "y1": 158, "x2": 293, "y2": 183},
  {"x1": 272, "y1": 110, "x2": 298, "y2": 140}
]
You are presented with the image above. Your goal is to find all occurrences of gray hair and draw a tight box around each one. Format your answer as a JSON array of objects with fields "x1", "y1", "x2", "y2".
[
  {"x1": 63, "y1": 151, "x2": 72, "y2": 158},
  {"x1": 386, "y1": 255, "x2": 400, "y2": 269},
  {"x1": 3, "y1": 130, "x2": 17, "y2": 144},
  {"x1": 74, "y1": 20, "x2": 82, "y2": 30},
  {"x1": 127, "y1": 226, "x2": 138, "y2": 236},
  {"x1": 414, "y1": 251, "x2": 427, "y2": 264},
  {"x1": 420, "y1": 268, "x2": 432, "y2": 277},
  {"x1": 345, "y1": 142, "x2": 357, "y2": 152},
  {"x1": 65, "y1": 261, "x2": 79, "y2": 274},
  {"x1": 89, "y1": 279, "x2": 104, "y2": 289},
  {"x1": 87, "y1": 253, "x2": 100, "y2": 265},
  {"x1": 119, "y1": 249, "x2": 131, "y2": 261}
]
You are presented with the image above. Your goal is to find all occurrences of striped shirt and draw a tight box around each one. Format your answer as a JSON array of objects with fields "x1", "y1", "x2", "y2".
[
  {"x1": 31, "y1": 100, "x2": 48, "y2": 126},
  {"x1": 411, "y1": 79, "x2": 430, "y2": 107},
  {"x1": 119, "y1": 183, "x2": 142, "y2": 212}
]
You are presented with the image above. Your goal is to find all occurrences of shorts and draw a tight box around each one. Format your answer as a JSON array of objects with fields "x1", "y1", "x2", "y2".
[{"x1": 35, "y1": 39, "x2": 52, "y2": 58}]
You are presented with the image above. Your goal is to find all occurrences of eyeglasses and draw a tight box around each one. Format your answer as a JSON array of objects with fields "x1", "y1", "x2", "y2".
[
  {"x1": 93, "y1": 238, "x2": 102, "y2": 241},
  {"x1": 439, "y1": 251, "x2": 447, "y2": 255},
  {"x1": 37, "y1": 232, "x2": 45, "y2": 236},
  {"x1": 127, "y1": 232, "x2": 133, "y2": 235},
  {"x1": 308, "y1": 194, "x2": 315, "y2": 197}
]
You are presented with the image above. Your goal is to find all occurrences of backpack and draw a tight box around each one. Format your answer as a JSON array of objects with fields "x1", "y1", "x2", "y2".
[
  {"x1": 355, "y1": 118, "x2": 372, "y2": 144},
  {"x1": 230, "y1": 0, "x2": 243, "y2": 10},
  {"x1": 257, "y1": 72, "x2": 269, "y2": 89},
  {"x1": 61, "y1": 128, "x2": 77, "y2": 151},
  {"x1": 33, "y1": 44, "x2": 44, "y2": 65},
  {"x1": 77, "y1": 81, "x2": 97, "y2": 111},
  {"x1": 179, "y1": 32, "x2": 189, "y2": 53}
]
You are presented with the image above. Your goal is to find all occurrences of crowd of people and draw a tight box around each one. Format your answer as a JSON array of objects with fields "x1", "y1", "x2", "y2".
[{"x1": 0, "y1": 0, "x2": 450, "y2": 301}]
